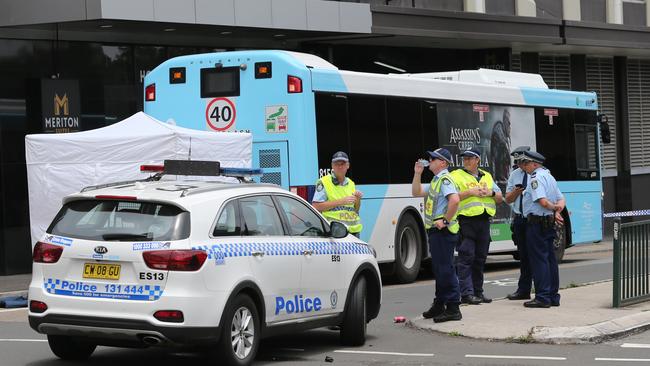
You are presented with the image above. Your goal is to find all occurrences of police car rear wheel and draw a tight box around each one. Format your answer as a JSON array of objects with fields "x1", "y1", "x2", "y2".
[
  {"x1": 394, "y1": 215, "x2": 422, "y2": 284},
  {"x1": 217, "y1": 294, "x2": 260, "y2": 366},
  {"x1": 47, "y1": 335, "x2": 96, "y2": 361},
  {"x1": 340, "y1": 276, "x2": 367, "y2": 346}
]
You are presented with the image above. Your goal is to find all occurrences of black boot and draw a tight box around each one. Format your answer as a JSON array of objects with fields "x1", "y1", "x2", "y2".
[
  {"x1": 422, "y1": 300, "x2": 445, "y2": 319},
  {"x1": 433, "y1": 302, "x2": 462, "y2": 323}
]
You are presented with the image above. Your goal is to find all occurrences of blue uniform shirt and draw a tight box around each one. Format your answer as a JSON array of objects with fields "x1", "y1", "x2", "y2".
[
  {"x1": 312, "y1": 174, "x2": 350, "y2": 203},
  {"x1": 522, "y1": 167, "x2": 564, "y2": 216},
  {"x1": 431, "y1": 169, "x2": 458, "y2": 217},
  {"x1": 506, "y1": 167, "x2": 527, "y2": 215}
]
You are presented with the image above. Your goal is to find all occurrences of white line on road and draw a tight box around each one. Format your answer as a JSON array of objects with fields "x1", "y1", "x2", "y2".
[
  {"x1": 595, "y1": 358, "x2": 650, "y2": 362},
  {"x1": 0, "y1": 308, "x2": 27, "y2": 313},
  {"x1": 466, "y1": 354, "x2": 566, "y2": 361},
  {"x1": 0, "y1": 339, "x2": 47, "y2": 342},
  {"x1": 334, "y1": 350, "x2": 434, "y2": 357},
  {"x1": 621, "y1": 343, "x2": 650, "y2": 349}
]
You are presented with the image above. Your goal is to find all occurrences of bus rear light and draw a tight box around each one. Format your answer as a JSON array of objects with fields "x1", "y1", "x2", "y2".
[
  {"x1": 30, "y1": 300, "x2": 48, "y2": 313},
  {"x1": 145, "y1": 83, "x2": 156, "y2": 101},
  {"x1": 143, "y1": 250, "x2": 207, "y2": 271},
  {"x1": 33, "y1": 242, "x2": 63, "y2": 263},
  {"x1": 290, "y1": 185, "x2": 315, "y2": 202},
  {"x1": 288, "y1": 75, "x2": 302, "y2": 93},
  {"x1": 154, "y1": 310, "x2": 184, "y2": 323},
  {"x1": 140, "y1": 164, "x2": 165, "y2": 172}
]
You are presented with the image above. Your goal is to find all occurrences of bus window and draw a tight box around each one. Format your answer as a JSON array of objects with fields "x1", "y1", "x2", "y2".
[
  {"x1": 574, "y1": 124, "x2": 599, "y2": 179},
  {"x1": 387, "y1": 97, "x2": 425, "y2": 183},
  {"x1": 535, "y1": 108, "x2": 599, "y2": 180},
  {"x1": 315, "y1": 93, "x2": 350, "y2": 177},
  {"x1": 200, "y1": 67, "x2": 240, "y2": 98},
  {"x1": 348, "y1": 95, "x2": 389, "y2": 184}
]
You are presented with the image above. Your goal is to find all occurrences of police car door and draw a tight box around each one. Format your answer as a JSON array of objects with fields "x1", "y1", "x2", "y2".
[
  {"x1": 272, "y1": 195, "x2": 342, "y2": 318},
  {"x1": 239, "y1": 195, "x2": 303, "y2": 323}
]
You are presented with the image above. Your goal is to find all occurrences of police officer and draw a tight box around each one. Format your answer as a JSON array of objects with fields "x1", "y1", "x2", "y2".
[
  {"x1": 505, "y1": 146, "x2": 532, "y2": 300},
  {"x1": 450, "y1": 148, "x2": 503, "y2": 305},
  {"x1": 520, "y1": 150, "x2": 565, "y2": 308},
  {"x1": 412, "y1": 148, "x2": 462, "y2": 322},
  {"x1": 312, "y1": 151, "x2": 363, "y2": 237}
]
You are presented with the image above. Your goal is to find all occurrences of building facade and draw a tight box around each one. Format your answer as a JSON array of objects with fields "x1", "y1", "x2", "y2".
[{"x1": 0, "y1": 0, "x2": 648, "y2": 274}]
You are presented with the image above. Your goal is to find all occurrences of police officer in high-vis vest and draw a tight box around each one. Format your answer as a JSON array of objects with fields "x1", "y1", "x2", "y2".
[
  {"x1": 450, "y1": 148, "x2": 503, "y2": 305},
  {"x1": 312, "y1": 151, "x2": 363, "y2": 237},
  {"x1": 520, "y1": 150, "x2": 565, "y2": 308},
  {"x1": 412, "y1": 148, "x2": 462, "y2": 323},
  {"x1": 505, "y1": 146, "x2": 533, "y2": 301}
]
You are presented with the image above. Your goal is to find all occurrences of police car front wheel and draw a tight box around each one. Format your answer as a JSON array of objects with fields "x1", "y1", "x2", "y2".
[
  {"x1": 340, "y1": 276, "x2": 367, "y2": 346},
  {"x1": 216, "y1": 293, "x2": 260, "y2": 366},
  {"x1": 47, "y1": 335, "x2": 96, "y2": 361}
]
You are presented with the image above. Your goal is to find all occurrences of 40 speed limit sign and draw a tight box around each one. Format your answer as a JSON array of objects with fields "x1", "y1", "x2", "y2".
[{"x1": 205, "y1": 97, "x2": 236, "y2": 131}]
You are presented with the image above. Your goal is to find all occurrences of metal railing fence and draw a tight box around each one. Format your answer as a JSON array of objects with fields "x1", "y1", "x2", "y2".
[{"x1": 613, "y1": 218, "x2": 650, "y2": 307}]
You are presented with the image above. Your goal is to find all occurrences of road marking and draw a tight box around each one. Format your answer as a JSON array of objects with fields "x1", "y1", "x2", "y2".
[
  {"x1": 466, "y1": 354, "x2": 566, "y2": 361},
  {"x1": 596, "y1": 358, "x2": 650, "y2": 362},
  {"x1": 0, "y1": 339, "x2": 47, "y2": 342},
  {"x1": 335, "y1": 350, "x2": 434, "y2": 357},
  {"x1": 621, "y1": 343, "x2": 650, "y2": 349}
]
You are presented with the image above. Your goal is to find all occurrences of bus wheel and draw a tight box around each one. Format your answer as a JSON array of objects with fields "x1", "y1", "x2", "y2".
[
  {"x1": 553, "y1": 222, "x2": 566, "y2": 263},
  {"x1": 394, "y1": 215, "x2": 422, "y2": 283}
]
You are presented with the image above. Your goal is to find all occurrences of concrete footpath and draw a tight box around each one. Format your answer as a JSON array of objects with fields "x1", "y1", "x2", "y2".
[{"x1": 409, "y1": 280, "x2": 650, "y2": 344}]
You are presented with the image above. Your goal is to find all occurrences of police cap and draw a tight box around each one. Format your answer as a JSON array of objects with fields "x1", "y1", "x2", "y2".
[
  {"x1": 459, "y1": 147, "x2": 481, "y2": 158},
  {"x1": 331, "y1": 151, "x2": 349, "y2": 163},
  {"x1": 521, "y1": 150, "x2": 545, "y2": 164},
  {"x1": 511, "y1": 146, "x2": 531, "y2": 161},
  {"x1": 426, "y1": 148, "x2": 453, "y2": 165}
]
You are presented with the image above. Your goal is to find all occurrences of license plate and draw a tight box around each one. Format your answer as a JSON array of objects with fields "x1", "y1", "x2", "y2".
[{"x1": 83, "y1": 263, "x2": 121, "y2": 280}]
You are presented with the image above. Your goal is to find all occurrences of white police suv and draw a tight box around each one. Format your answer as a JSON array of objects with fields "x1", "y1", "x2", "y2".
[{"x1": 28, "y1": 160, "x2": 381, "y2": 366}]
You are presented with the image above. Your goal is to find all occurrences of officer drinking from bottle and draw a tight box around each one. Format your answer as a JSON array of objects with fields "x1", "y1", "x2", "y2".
[
  {"x1": 450, "y1": 147, "x2": 503, "y2": 305},
  {"x1": 520, "y1": 150, "x2": 565, "y2": 308},
  {"x1": 412, "y1": 148, "x2": 462, "y2": 323},
  {"x1": 505, "y1": 146, "x2": 533, "y2": 301}
]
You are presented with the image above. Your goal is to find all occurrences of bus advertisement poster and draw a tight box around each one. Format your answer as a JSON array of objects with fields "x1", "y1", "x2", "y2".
[{"x1": 436, "y1": 102, "x2": 536, "y2": 232}]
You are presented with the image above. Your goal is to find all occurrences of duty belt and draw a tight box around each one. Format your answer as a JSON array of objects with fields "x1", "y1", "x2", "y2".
[{"x1": 527, "y1": 214, "x2": 554, "y2": 226}]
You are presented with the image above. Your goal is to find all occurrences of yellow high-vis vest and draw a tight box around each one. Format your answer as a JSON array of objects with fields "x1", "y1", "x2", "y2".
[
  {"x1": 424, "y1": 173, "x2": 459, "y2": 234},
  {"x1": 319, "y1": 175, "x2": 362, "y2": 233},
  {"x1": 449, "y1": 168, "x2": 497, "y2": 217}
]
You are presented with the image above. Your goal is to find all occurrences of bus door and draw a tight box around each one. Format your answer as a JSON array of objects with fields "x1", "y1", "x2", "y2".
[{"x1": 253, "y1": 141, "x2": 289, "y2": 189}]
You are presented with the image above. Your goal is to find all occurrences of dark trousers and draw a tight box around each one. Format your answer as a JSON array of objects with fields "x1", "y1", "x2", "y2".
[
  {"x1": 512, "y1": 216, "x2": 532, "y2": 294},
  {"x1": 456, "y1": 217, "x2": 491, "y2": 297},
  {"x1": 526, "y1": 221, "x2": 560, "y2": 305},
  {"x1": 428, "y1": 229, "x2": 460, "y2": 303}
]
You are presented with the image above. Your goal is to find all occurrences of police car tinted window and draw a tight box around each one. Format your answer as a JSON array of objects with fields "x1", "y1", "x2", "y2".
[
  {"x1": 274, "y1": 195, "x2": 326, "y2": 237},
  {"x1": 239, "y1": 196, "x2": 284, "y2": 236},
  {"x1": 48, "y1": 200, "x2": 190, "y2": 241},
  {"x1": 213, "y1": 200, "x2": 241, "y2": 236}
]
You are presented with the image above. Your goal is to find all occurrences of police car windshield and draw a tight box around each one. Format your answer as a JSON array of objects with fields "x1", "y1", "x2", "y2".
[{"x1": 48, "y1": 200, "x2": 190, "y2": 241}]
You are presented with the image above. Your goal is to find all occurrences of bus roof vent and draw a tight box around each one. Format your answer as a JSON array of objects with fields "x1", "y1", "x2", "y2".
[
  {"x1": 283, "y1": 51, "x2": 339, "y2": 70},
  {"x1": 400, "y1": 69, "x2": 548, "y2": 89}
]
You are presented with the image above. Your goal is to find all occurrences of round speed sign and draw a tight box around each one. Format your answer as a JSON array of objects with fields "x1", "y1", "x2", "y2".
[{"x1": 205, "y1": 98, "x2": 236, "y2": 131}]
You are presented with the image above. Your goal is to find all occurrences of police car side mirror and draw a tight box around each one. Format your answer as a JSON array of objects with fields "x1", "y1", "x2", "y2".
[{"x1": 329, "y1": 221, "x2": 348, "y2": 239}]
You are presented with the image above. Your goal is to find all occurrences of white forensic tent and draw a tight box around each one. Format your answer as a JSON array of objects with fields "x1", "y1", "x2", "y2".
[{"x1": 25, "y1": 112, "x2": 252, "y2": 245}]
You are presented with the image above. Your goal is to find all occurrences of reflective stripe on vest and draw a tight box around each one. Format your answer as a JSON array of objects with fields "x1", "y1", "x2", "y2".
[
  {"x1": 320, "y1": 175, "x2": 362, "y2": 233},
  {"x1": 450, "y1": 168, "x2": 497, "y2": 217},
  {"x1": 424, "y1": 174, "x2": 459, "y2": 234}
]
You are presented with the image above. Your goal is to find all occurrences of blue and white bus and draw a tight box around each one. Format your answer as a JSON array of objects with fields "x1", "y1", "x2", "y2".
[{"x1": 144, "y1": 50, "x2": 603, "y2": 283}]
